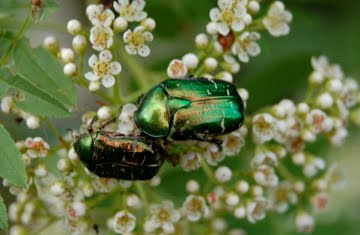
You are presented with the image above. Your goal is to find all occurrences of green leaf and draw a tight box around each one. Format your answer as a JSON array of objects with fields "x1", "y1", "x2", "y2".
[
  {"x1": 0, "y1": 195, "x2": 8, "y2": 230},
  {"x1": 0, "y1": 123, "x2": 27, "y2": 187},
  {"x1": 11, "y1": 40, "x2": 77, "y2": 117},
  {"x1": 0, "y1": 0, "x2": 29, "y2": 19},
  {"x1": 0, "y1": 68, "x2": 72, "y2": 117}
]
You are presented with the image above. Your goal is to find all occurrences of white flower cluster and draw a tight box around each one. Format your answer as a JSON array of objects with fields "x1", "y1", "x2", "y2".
[{"x1": 167, "y1": 0, "x2": 292, "y2": 80}]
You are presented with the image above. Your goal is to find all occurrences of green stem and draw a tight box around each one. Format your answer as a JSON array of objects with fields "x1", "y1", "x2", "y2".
[
  {"x1": 44, "y1": 118, "x2": 68, "y2": 148},
  {"x1": 135, "y1": 182, "x2": 150, "y2": 216},
  {"x1": 200, "y1": 156, "x2": 215, "y2": 182},
  {"x1": 0, "y1": 15, "x2": 32, "y2": 66}
]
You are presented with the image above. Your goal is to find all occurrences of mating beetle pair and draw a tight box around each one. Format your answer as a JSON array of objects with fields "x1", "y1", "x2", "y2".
[{"x1": 74, "y1": 78, "x2": 245, "y2": 180}]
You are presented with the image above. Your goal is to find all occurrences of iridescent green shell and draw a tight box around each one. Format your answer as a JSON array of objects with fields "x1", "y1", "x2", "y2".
[
  {"x1": 135, "y1": 78, "x2": 245, "y2": 139},
  {"x1": 74, "y1": 131, "x2": 165, "y2": 180}
]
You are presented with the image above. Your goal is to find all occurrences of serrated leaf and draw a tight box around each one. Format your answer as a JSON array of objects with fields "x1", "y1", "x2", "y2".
[
  {"x1": 0, "y1": 195, "x2": 8, "y2": 229},
  {"x1": 0, "y1": 68, "x2": 71, "y2": 117},
  {"x1": 11, "y1": 40, "x2": 77, "y2": 117},
  {"x1": 0, "y1": 124, "x2": 27, "y2": 187}
]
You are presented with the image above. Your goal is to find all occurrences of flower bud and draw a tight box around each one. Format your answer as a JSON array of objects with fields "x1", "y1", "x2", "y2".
[
  {"x1": 60, "y1": 48, "x2": 75, "y2": 63},
  {"x1": 43, "y1": 36, "x2": 59, "y2": 54},
  {"x1": 72, "y1": 35, "x2": 87, "y2": 53},
  {"x1": 141, "y1": 17, "x2": 156, "y2": 31},
  {"x1": 97, "y1": 106, "x2": 111, "y2": 120},
  {"x1": 182, "y1": 53, "x2": 199, "y2": 70},
  {"x1": 67, "y1": 19, "x2": 82, "y2": 35},
  {"x1": 89, "y1": 81, "x2": 101, "y2": 91},
  {"x1": 50, "y1": 182, "x2": 66, "y2": 196},
  {"x1": 216, "y1": 71, "x2": 233, "y2": 83},
  {"x1": 63, "y1": 63, "x2": 77, "y2": 76},
  {"x1": 215, "y1": 166, "x2": 232, "y2": 183},
  {"x1": 113, "y1": 17, "x2": 128, "y2": 32},
  {"x1": 204, "y1": 57, "x2": 218, "y2": 71},
  {"x1": 186, "y1": 179, "x2": 200, "y2": 193},
  {"x1": 195, "y1": 33, "x2": 209, "y2": 48},
  {"x1": 26, "y1": 115, "x2": 40, "y2": 129},
  {"x1": 248, "y1": 1, "x2": 260, "y2": 14}
]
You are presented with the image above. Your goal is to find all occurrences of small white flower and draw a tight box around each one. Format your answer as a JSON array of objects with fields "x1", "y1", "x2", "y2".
[
  {"x1": 26, "y1": 115, "x2": 40, "y2": 129},
  {"x1": 248, "y1": 1, "x2": 260, "y2": 13},
  {"x1": 112, "y1": 211, "x2": 136, "y2": 234},
  {"x1": 252, "y1": 113, "x2": 276, "y2": 143},
  {"x1": 1, "y1": 96, "x2": 13, "y2": 113},
  {"x1": 292, "y1": 152, "x2": 306, "y2": 165},
  {"x1": 25, "y1": 137, "x2": 50, "y2": 158},
  {"x1": 72, "y1": 35, "x2": 87, "y2": 53},
  {"x1": 97, "y1": 106, "x2": 112, "y2": 120},
  {"x1": 186, "y1": 180, "x2": 200, "y2": 193},
  {"x1": 195, "y1": 33, "x2": 209, "y2": 48},
  {"x1": 236, "y1": 180, "x2": 249, "y2": 194},
  {"x1": 148, "y1": 200, "x2": 181, "y2": 233},
  {"x1": 113, "y1": 17, "x2": 128, "y2": 32},
  {"x1": 60, "y1": 48, "x2": 75, "y2": 63},
  {"x1": 269, "y1": 182, "x2": 297, "y2": 213},
  {"x1": 252, "y1": 149, "x2": 278, "y2": 167},
  {"x1": 303, "y1": 157, "x2": 325, "y2": 178},
  {"x1": 330, "y1": 126, "x2": 348, "y2": 146},
  {"x1": 182, "y1": 53, "x2": 199, "y2": 70},
  {"x1": 123, "y1": 26, "x2": 153, "y2": 57},
  {"x1": 225, "y1": 192, "x2": 240, "y2": 207},
  {"x1": 215, "y1": 166, "x2": 232, "y2": 183},
  {"x1": 263, "y1": 1, "x2": 292, "y2": 37},
  {"x1": 141, "y1": 17, "x2": 156, "y2": 31},
  {"x1": 67, "y1": 19, "x2": 82, "y2": 35},
  {"x1": 295, "y1": 211, "x2": 315, "y2": 233},
  {"x1": 325, "y1": 163, "x2": 346, "y2": 190},
  {"x1": 306, "y1": 109, "x2": 333, "y2": 133},
  {"x1": 86, "y1": 4, "x2": 115, "y2": 27},
  {"x1": 232, "y1": 31, "x2": 261, "y2": 63},
  {"x1": 210, "y1": 0, "x2": 251, "y2": 35},
  {"x1": 90, "y1": 25, "x2": 114, "y2": 51},
  {"x1": 180, "y1": 152, "x2": 201, "y2": 172},
  {"x1": 50, "y1": 182, "x2": 65, "y2": 196},
  {"x1": 246, "y1": 198, "x2": 268, "y2": 223},
  {"x1": 234, "y1": 205, "x2": 246, "y2": 218},
  {"x1": 182, "y1": 195, "x2": 209, "y2": 221},
  {"x1": 63, "y1": 63, "x2": 77, "y2": 76},
  {"x1": 71, "y1": 201, "x2": 87, "y2": 217},
  {"x1": 126, "y1": 194, "x2": 142, "y2": 209},
  {"x1": 253, "y1": 165, "x2": 278, "y2": 187},
  {"x1": 34, "y1": 164, "x2": 48, "y2": 177},
  {"x1": 310, "y1": 192, "x2": 329, "y2": 212},
  {"x1": 85, "y1": 50, "x2": 122, "y2": 88},
  {"x1": 205, "y1": 144, "x2": 225, "y2": 166},
  {"x1": 167, "y1": 59, "x2": 188, "y2": 78},
  {"x1": 204, "y1": 57, "x2": 218, "y2": 71},
  {"x1": 113, "y1": 0, "x2": 147, "y2": 22},
  {"x1": 311, "y1": 55, "x2": 343, "y2": 80},
  {"x1": 43, "y1": 36, "x2": 59, "y2": 53},
  {"x1": 317, "y1": 92, "x2": 334, "y2": 109}
]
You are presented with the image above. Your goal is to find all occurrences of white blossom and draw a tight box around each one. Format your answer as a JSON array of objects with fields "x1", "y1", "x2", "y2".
[
  {"x1": 263, "y1": 1, "x2": 292, "y2": 37},
  {"x1": 295, "y1": 211, "x2": 314, "y2": 233},
  {"x1": 123, "y1": 26, "x2": 153, "y2": 57},
  {"x1": 86, "y1": 4, "x2": 115, "y2": 27},
  {"x1": 232, "y1": 31, "x2": 261, "y2": 63},
  {"x1": 180, "y1": 152, "x2": 201, "y2": 172},
  {"x1": 113, "y1": 0, "x2": 147, "y2": 22},
  {"x1": 311, "y1": 55, "x2": 343, "y2": 81},
  {"x1": 90, "y1": 25, "x2": 113, "y2": 51},
  {"x1": 182, "y1": 195, "x2": 209, "y2": 221},
  {"x1": 209, "y1": 0, "x2": 251, "y2": 35},
  {"x1": 148, "y1": 201, "x2": 181, "y2": 233},
  {"x1": 252, "y1": 113, "x2": 277, "y2": 143},
  {"x1": 246, "y1": 198, "x2": 268, "y2": 223},
  {"x1": 167, "y1": 59, "x2": 188, "y2": 78},
  {"x1": 112, "y1": 211, "x2": 136, "y2": 234},
  {"x1": 85, "y1": 50, "x2": 121, "y2": 88}
]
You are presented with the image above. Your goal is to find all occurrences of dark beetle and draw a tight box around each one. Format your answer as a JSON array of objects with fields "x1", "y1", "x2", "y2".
[
  {"x1": 135, "y1": 78, "x2": 245, "y2": 140},
  {"x1": 73, "y1": 131, "x2": 165, "y2": 180}
]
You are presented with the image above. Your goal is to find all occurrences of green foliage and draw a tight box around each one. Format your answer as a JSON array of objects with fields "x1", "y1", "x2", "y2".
[
  {"x1": 36, "y1": 0, "x2": 59, "y2": 21},
  {"x1": 0, "y1": 0, "x2": 29, "y2": 19},
  {"x1": 8, "y1": 40, "x2": 77, "y2": 117},
  {"x1": 0, "y1": 195, "x2": 7, "y2": 229},
  {"x1": 0, "y1": 124, "x2": 27, "y2": 187}
]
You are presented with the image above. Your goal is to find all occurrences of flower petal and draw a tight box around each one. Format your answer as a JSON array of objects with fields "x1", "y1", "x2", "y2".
[
  {"x1": 138, "y1": 44, "x2": 150, "y2": 57},
  {"x1": 143, "y1": 31, "x2": 153, "y2": 42},
  {"x1": 99, "y1": 50, "x2": 112, "y2": 62},
  {"x1": 88, "y1": 55, "x2": 98, "y2": 68},
  {"x1": 110, "y1": 61, "x2": 122, "y2": 75},
  {"x1": 125, "y1": 44, "x2": 137, "y2": 55},
  {"x1": 209, "y1": 8, "x2": 221, "y2": 21},
  {"x1": 102, "y1": 75, "x2": 115, "y2": 88},
  {"x1": 231, "y1": 20, "x2": 245, "y2": 32},
  {"x1": 85, "y1": 72, "x2": 99, "y2": 81},
  {"x1": 217, "y1": 23, "x2": 230, "y2": 36},
  {"x1": 123, "y1": 29, "x2": 131, "y2": 42}
]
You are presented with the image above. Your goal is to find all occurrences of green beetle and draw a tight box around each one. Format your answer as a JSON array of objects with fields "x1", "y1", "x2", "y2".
[
  {"x1": 73, "y1": 131, "x2": 165, "y2": 180},
  {"x1": 135, "y1": 78, "x2": 245, "y2": 140}
]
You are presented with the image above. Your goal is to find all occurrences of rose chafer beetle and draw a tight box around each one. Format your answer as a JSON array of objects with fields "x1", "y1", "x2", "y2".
[
  {"x1": 135, "y1": 78, "x2": 245, "y2": 140},
  {"x1": 74, "y1": 131, "x2": 165, "y2": 180}
]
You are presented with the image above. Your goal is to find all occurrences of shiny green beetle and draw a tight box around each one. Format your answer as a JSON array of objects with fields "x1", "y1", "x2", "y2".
[
  {"x1": 74, "y1": 131, "x2": 165, "y2": 180},
  {"x1": 135, "y1": 78, "x2": 245, "y2": 140}
]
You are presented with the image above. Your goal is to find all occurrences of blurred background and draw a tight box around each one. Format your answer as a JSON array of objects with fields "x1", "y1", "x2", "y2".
[{"x1": 1, "y1": 0, "x2": 360, "y2": 234}]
